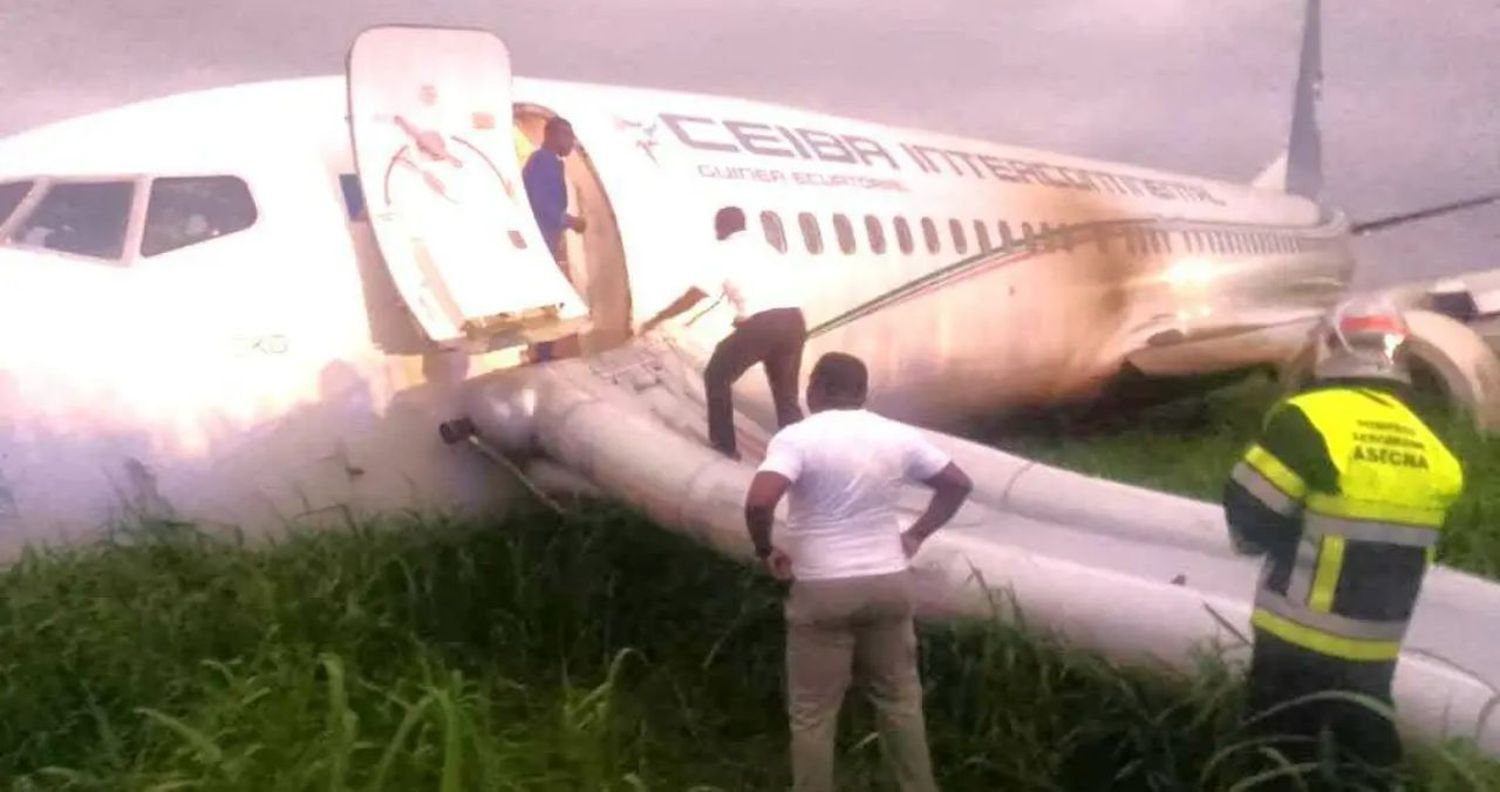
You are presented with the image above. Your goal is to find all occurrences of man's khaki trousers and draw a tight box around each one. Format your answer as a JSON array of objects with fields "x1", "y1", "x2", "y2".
[{"x1": 784, "y1": 569, "x2": 937, "y2": 792}]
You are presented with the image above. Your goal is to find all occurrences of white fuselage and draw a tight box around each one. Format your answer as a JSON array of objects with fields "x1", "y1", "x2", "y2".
[{"x1": 0, "y1": 75, "x2": 1354, "y2": 547}]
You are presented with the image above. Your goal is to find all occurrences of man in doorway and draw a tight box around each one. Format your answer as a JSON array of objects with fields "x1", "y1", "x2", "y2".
[
  {"x1": 517, "y1": 116, "x2": 588, "y2": 367},
  {"x1": 636, "y1": 206, "x2": 805, "y2": 459},
  {"x1": 744, "y1": 351, "x2": 973, "y2": 792},
  {"x1": 522, "y1": 116, "x2": 586, "y2": 269}
]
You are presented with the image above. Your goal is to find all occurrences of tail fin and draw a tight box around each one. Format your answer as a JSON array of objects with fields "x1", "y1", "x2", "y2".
[
  {"x1": 1285, "y1": 0, "x2": 1323, "y2": 199},
  {"x1": 1250, "y1": 0, "x2": 1322, "y2": 199}
]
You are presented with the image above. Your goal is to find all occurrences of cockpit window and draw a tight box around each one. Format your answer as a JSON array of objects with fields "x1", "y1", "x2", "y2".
[
  {"x1": 141, "y1": 176, "x2": 257, "y2": 257},
  {"x1": 0, "y1": 181, "x2": 33, "y2": 227},
  {"x1": 7, "y1": 181, "x2": 135, "y2": 260}
]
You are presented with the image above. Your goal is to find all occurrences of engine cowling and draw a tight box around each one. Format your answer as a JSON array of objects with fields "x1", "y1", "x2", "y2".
[{"x1": 1278, "y1": 308, "x2": 1500, "y2": 434}]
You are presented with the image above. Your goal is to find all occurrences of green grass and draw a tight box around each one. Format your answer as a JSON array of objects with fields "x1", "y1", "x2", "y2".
[
  {"x1": 985, "y1": 372, "x2": 1500, "y2": 579},
  {"x1": 0, "y1": 505, "x2": 1495, "y2": 790}
]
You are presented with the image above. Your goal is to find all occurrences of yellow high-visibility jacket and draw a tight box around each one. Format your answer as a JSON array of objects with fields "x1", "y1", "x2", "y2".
[{"x1": 1224, "y1": 381, "x2": 1464, "y2": 662}]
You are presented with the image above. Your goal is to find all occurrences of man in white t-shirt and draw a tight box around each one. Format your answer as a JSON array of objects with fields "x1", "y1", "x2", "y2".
[
  {"x1": 636, "y1": 206, "x2": 805, "y2": 459},
  {"x1": 744, "y1": 352, "x2": 973, "y2": 792}
]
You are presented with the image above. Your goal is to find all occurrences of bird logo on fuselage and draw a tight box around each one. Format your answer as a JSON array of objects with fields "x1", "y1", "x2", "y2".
[{"x1": 614, "y1": 116, "x2": 662, "y2": 165}]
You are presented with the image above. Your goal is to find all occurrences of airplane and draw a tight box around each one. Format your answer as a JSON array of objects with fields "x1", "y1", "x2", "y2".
[
  {"x1": 4, "y1": 3, "x2": 1496, "y2": 549},
  {"x1": 1, "y1": 1, "x2": 1496, "y2": 545},
  {"x1": 5, "y1": 0, "x2": 1500, "y2": 755}
]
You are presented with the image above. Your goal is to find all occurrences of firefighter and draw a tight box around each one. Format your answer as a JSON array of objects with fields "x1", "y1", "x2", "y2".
[{"x1": 1224, "y1": 295, "x2": 1464, "y2": 788}]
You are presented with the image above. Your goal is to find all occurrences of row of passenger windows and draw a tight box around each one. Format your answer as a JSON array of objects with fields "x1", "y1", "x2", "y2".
[
  {"x1": 0, "y1": 175, "x2": 1333, "y2": 265},
  {"x1": 0, "y1": 177, "x2": 257, "y2": 262},
  {"x1": 753, "y1": 209, "x2": 1331, "y2": 259}
]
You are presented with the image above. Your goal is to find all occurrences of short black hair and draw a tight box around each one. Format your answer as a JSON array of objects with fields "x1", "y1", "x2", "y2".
[
  {"x1": 715, "y1": 206, "x2": 746, "y2": 237},
  {"x1": 810, "y1": 352, "x2": 868, "y2": 403},
  {"x1": 544, "y1": 116, "x2": 572, "y2": 135}
]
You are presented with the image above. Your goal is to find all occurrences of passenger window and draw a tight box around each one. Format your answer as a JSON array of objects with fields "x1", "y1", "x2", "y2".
[
  {"x1": 973, "y1": 220, "x2": 992, "y2": 252},
  {"x1": 1056, "y1": 224, "x2": 1075, "y2": 251},
  {"x1": 8, "y1": 181, "x2": 135, "y2": 261},
  {"x1": 1020, "y1": 222, "x2": 1037, "y2": 252},
  {"x1": 1038, "y1": 222, "x2": 1057, "y2": 252},
  {"x1": 997, "y1": 220, "x2": 1015, "y2": 250},
  {"x1": 894, "y1": 216, "x2": 914, "y2": 254},
  {"x1": 799, "y1": 212, "x2": 824, "y2": 255},
  {"x1": 1039, "y1": 222, "x2": 1069, "y2": 252},
  {"x1": 761, "y1": 211, "x2": 787, "y2": 253},
  {"x1": 0, "y1": 181, "x2": 33, "y2": 227},
  {"x1": 141, "y1": 176, "x2": 257, "y2": 257},
  {"x1": 920, "y1": 217, "x2": 940, "y2": 254},
  {"x1": 1092, "y1": 225, "x2": 1113, "y2": 253},
  {"x1": 832, "y1": 213, "x2": 856, "y2": 255},
  {"x1": 949, "y1": 219, "x2": 967, "y2": 255},
  {"x1": 865, "y1": 215, "x2": 887, "y2": 254}
]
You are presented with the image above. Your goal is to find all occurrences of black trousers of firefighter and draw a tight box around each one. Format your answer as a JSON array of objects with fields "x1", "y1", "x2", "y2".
[
  {"x1": 703, "y1": 307, "x2": 806, "y2": 458},
  {"x1": 1245, "y1": 628, "x2": 1403, "y2": 789}
]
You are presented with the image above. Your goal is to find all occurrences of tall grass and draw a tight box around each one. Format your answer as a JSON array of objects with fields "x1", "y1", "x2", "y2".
[
  {"x1": 0, "y1": 505, "x2": 1494, "y2": 789},
  {"x1": 988, "y1": 372, "x2": 1500, "y2": 578}
]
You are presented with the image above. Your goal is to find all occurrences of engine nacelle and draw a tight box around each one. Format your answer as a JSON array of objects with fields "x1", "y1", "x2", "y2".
[
  {"x1": 1278, "y1": 308, "x2": 1500, "y2": 434},
  {"x1": 1404, "y1": 308, "x2": 1500, "y2": 432}
]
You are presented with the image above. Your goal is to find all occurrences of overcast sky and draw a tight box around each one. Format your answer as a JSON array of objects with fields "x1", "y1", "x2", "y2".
[{"x1": 1, "y1": 0, "x2": 1494, "y2": 288}]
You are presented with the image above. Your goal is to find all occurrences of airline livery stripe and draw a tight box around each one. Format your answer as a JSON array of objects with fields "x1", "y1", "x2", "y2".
[
  {"x1": 806, "y1": 218, "x2": 1342, "y2": 340},
  {"x1": 807, "y1": 243, "x2": 1030, "y2": 338}
]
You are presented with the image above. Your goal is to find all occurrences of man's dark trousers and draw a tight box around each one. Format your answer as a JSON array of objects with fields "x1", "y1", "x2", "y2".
[
  {"x1": 704, "y1": 307, "x2": 806, "y2": 456},
  {"x1": 1244, "y1": 628, "x2": 1403, "y2": 790}
]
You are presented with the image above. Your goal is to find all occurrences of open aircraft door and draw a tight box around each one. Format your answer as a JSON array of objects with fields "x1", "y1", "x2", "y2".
[{"x1": 347, "y1": 25, "x2": 588, "y2": 350}]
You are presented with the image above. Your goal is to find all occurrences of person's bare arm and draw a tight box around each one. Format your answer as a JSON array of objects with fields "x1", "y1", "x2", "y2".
[
  {"x1": 745, "y1": 471, "x2": 794, "y2": 580},
  {"x1": 637, "y1": 287, "x2": 709, "y2": 335},
  {"x1": 901, "y1": 463, "x2": 972, "y2": 556}
]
